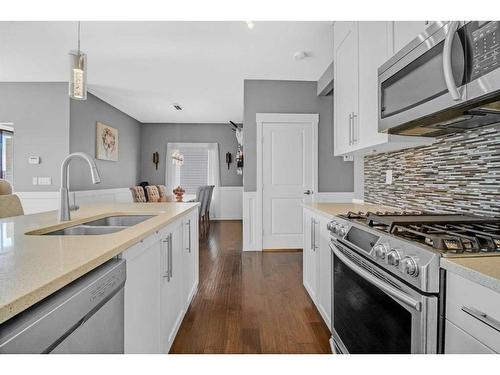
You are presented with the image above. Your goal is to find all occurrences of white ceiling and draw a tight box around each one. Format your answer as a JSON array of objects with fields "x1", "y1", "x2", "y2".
[{"x1": 0, "y1": 21, "x2": 333, "y2": 123}]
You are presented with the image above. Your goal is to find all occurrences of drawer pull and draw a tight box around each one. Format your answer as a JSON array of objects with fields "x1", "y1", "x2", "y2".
[{"x1": 461, "y1": 306, "x2": 500, "y2": 333}]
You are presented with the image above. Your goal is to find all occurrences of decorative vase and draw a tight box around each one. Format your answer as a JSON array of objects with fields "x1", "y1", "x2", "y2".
[{"x1": 173, "y1": 186, "x2": 185, "y2": 202}]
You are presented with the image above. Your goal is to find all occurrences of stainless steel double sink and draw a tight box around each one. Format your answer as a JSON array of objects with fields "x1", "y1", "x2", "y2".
[{"x1": 42, "y1": 215, "x2": 156, "y2": 236}]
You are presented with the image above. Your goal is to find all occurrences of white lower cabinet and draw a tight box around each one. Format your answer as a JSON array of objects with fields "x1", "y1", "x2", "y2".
[
  {"x1": 159, "y1": 219, "x2": 185, "y2": 353},
  {"x1": 122, "y1": 234, "x2": 162, "y2": 353},
  {"x1": 182, "y1": 210, "x2": 199, "y2": 309},
  {"x1": 317, "y1": 216, "x2": 331, "y2": 330},
  {"x1": 303, "y1": 207, "x2": 331, "y2": 331},
  {"x1": 444, "y1": 272, "x2": 500, "y2": 353},
  {"x1": 123, "y1": 208, "x2": 199, "y2": 354},
  {"x1": 303, "y1": 209, "x2": 318, "y2": 301},
  {"x1": 445, "y1": 320, "x2": 495, "y2": 354}
]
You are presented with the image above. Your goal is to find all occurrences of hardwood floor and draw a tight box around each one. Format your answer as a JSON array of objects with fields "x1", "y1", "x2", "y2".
[{"x1": 169, "y1": 220, "x2": 331, "y2": 354}]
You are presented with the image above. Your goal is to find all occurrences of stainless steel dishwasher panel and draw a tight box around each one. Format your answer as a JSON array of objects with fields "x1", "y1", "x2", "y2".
[
  {"x1": 51, "y1": 289, "x2": 124, "y2": 354},
  {"x1": 0, "y1": 258, "x2": 126, "y2": 354}
]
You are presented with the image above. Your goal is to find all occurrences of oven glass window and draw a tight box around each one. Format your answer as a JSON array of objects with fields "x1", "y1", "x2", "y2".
[
  {"x1": 333, "y1": 252, "x2": 412, "y2": 353},
  {"x1": 381, "y1": 28, "x2": 466, "y2": 119}
]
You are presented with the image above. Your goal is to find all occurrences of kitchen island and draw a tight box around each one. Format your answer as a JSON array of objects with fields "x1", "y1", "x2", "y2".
[{"x1": 0, "y1": 202, "x2": 198, "y2": 325}]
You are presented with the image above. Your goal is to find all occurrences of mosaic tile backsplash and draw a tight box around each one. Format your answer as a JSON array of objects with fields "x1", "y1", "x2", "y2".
[{"x1": 364, "y1": 123, "x2": 500, "y2": 217}]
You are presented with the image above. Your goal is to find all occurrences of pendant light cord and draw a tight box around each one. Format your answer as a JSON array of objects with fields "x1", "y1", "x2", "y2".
[{"x1": 77, "y1": 21, "x2": 81, "y2": 54}]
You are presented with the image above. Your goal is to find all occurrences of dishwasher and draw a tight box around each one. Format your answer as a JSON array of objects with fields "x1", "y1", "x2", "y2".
[{"x1": 0, "y1": 258, "x2": 126, "y2": 354}]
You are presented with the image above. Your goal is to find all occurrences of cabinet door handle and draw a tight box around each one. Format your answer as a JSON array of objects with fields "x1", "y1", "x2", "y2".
[
  {"x1": 461, "y1": 306, "x2": 500, "y2": 333},
  {"x1": 186, "y1": 220, "x2": 191, "y2": 253},
  {"x1": 310, "y1": 217, "x2": 314, "y2": 251},
  {"x1": 162, "y1": 237, "x2": 170, "y2": 280},
  {"x1": 352, "y1": 113, "x2": 358, "y2": 144},
  {"x1": 313, "y1": 219, "x2": 318, "y2": 250},
  {"x1": 348, "y1": 113, "x2": 353, "y2": 145},
  {"x1": 168, "y1": 233, "x2": 173, "y2": 279}
]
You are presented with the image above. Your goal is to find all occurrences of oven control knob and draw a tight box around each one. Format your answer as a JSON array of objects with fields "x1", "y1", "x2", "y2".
[
  {"x1": 374, "y1": 243, "x2": 389, "y2": 259},
  {"x1": 387, "y1": 249, "x2": 401, "y2": 267},
  {"x1": 338, "y1": 225, "x2": 348, "y2": 236},
  {"x1": 401, "y1": 256, "x2": 419, "y2": 277},
  {"x1": 327, "y1": 221, "x2": 337, "y2": 232}
]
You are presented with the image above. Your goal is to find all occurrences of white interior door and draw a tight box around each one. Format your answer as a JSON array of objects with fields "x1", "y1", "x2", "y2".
[{"x1": 260, "y1": 115, "x2": 317, "y2": 249}]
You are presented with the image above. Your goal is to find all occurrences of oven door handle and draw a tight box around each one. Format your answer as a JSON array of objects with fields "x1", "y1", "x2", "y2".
[
  {"x1": 331, "y1": 242, "x2": 422, "y2": 312},
  {"x1": 443, "y1": 21, "x2": 462, "y2": 101}
]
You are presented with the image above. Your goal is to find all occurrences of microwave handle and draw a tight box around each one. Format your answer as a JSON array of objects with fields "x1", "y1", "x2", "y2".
[{"x1": 443, "y1": 21, "x2": 462, "y2": 101}]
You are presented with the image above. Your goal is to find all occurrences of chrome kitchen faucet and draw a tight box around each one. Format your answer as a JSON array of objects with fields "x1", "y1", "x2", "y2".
[{"x1": 59, "y1": 152, "x2": 101, "y2": 221}]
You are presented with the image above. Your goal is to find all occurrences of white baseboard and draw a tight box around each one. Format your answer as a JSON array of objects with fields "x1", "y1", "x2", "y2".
[
  {"x1": 70, "y1": 187, "x2": 133, "y2": 206},
  {"x1": 314, "y1": 192, "x2": 355, "y2": 202},
  {"x1": 16, "y1": 187, "x2": 244, "y2": 220},
  {"x1": 242, "y1": 191, "x2": 260, "y2": 251},
  {"x1": 15, "y1": 191, "x2": 60, "y2": 215},
  {"x1": 15, "y1": 188, "x2": 133, "y2": 215},
  {"x1": 210, "y1": 186, "x2": 242, "y2": 220}
]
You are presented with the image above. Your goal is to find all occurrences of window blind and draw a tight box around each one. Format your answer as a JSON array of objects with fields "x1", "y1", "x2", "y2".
[{"x1": 177, "y1": 147, "x2": 209, "y2": 194}]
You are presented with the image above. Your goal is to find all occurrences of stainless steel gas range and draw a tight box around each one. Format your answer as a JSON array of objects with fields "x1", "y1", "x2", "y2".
[{"x1": 327, "y1": 211, "x2": 500, "y2": 354}]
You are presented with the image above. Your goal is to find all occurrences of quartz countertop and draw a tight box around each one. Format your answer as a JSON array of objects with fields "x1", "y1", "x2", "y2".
[
  {"x1": 303, "y1": 202, "x2": 398, "y2": 218},
  {"x1": 0, "y1": 202, "x2": 198, "y2": 324},
  {"x1": 441, "y1": 257, "x2": 500, "y2": 294}
]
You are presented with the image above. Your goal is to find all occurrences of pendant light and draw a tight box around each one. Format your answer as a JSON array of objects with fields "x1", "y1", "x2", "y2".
[{"x1": 69, "y1": 21, "x2": 87, "y2": 100}]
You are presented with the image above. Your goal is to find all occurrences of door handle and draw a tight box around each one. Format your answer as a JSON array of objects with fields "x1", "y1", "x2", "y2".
[
  {"x1": 304, "y1": 190, "x2": 313, "y2": 195},
  {"x1": 443, "y1": 21, "x2": 462, "y2": 101}
]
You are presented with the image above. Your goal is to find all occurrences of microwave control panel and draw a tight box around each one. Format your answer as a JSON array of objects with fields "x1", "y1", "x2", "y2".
[{"x1": 470, "y1": 21, "x2": 499, "y2": 80}]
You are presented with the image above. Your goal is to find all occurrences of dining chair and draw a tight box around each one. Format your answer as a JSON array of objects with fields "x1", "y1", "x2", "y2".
[
  {"x1": 0, "y1": 180, "x2": 13, "y2": 195},
  {"x1": 130, "y1": 186, "x2": 147, "y2": 203},
  {"x1": 205, "y1": 185, "x2": 215, "y2": 221},
  {"x1": 156, "y1": 185, "x2": 168, "y2": 202},
  {"x1": 0, "y1": 195, "x2": 24, "y2": 219},
  {"x1": 145, "y1": 185, "x2": 160, "y2": 202}
]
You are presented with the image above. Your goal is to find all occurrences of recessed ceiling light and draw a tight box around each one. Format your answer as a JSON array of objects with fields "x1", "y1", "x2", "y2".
[
  {"x1": 246, "y1": 21, "x2": 255, "y2": 30},
  {"x1": 293, "y1": 51, "x2": 308, "y2": 61},
  {"x1": 173, "y1": 103, "x2": 182, "y2": 111}
]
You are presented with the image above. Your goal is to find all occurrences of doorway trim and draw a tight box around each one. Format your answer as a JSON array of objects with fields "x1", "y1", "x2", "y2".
[{"x1": 255, "y1": 113, "x2": 319, "y2": 251}]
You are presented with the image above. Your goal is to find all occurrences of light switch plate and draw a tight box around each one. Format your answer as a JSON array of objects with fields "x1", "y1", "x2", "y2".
[
  {"x1": 28, "y1": 156, "x2": 41, "y2": 164},
  {"x1": 343, "y1": 155, "x2": 354, "y2": 162},
  {"x1": 385, "y1": 170, "x2": 393, "y2": 185}
]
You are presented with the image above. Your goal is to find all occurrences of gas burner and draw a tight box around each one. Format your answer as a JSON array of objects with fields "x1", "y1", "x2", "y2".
[
  {"x1": 391, "y1": 222, "x2": 500, "y2": 253},
  {"x1": 337, "y1": 210, "x2": 500, "y2": 256}
]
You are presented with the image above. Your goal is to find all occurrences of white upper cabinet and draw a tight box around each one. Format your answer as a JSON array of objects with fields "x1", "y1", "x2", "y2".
[
  {"x1": 333, "y1": 21, "x2": 433, "y2": 156},
  {"x1": 334, "y1": 21, "x2": 358, "y2": 155},
  {"x1": 357, "y1": 21, "x2": 393, "y2": 150},
  {"x1": 393, "y1": 21, "x2": 430, "y2": 54}
]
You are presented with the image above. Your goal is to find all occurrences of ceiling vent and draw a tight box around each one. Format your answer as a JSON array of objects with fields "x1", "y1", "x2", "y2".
[{"x1": 173, "y1": 103, "x2": 183, "y2": 111}]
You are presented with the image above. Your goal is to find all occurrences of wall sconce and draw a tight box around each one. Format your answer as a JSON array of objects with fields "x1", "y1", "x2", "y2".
[
  {"x1": 226, "y1": 152, "x2": 232, "y2": 169},
  {"x1": 152, "y1": 152, "x2": 159, "y2": 170}
]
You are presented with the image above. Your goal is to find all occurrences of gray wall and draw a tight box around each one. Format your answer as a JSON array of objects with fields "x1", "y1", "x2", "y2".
[
  {"x1": 243, "y1": 79, "x2": 354, "y2": 192},
  {"x1": 69, "y1": 92, "x2": 141, "y2": 190},
  {"x1": 0, "y1": 82, "x2": 70, "y2": 192},
  {"x1": 140, "y1": 123, "x2": 243, "y2": 186}
]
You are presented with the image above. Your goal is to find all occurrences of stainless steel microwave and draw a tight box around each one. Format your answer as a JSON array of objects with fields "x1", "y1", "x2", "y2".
[{"x1": 378, "y1": 21, "x2": 500, "y2": 136}]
